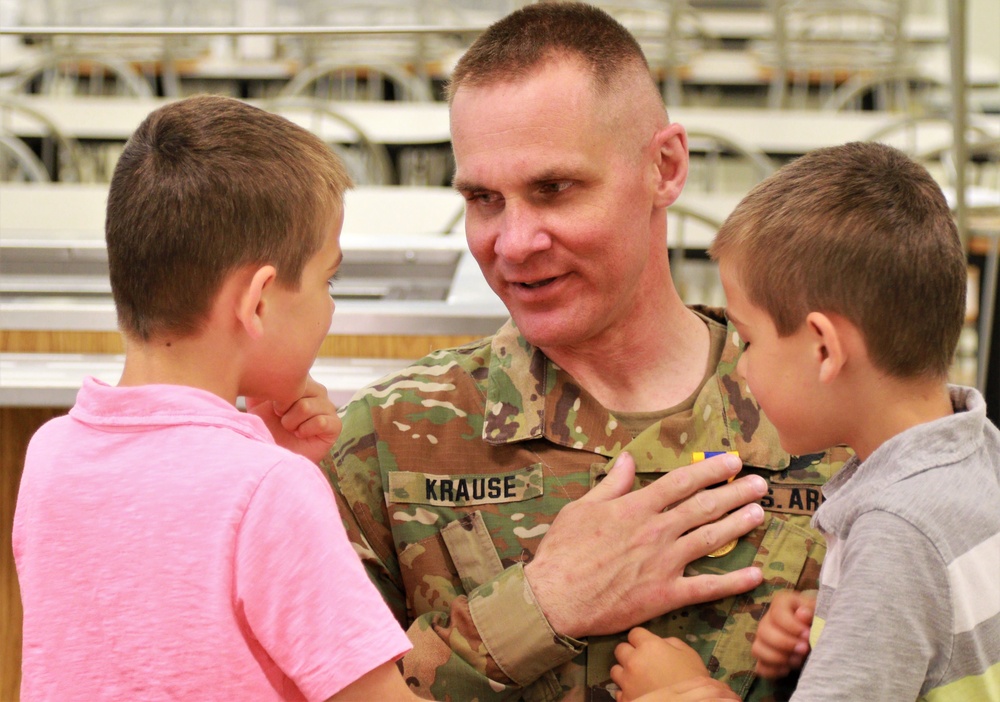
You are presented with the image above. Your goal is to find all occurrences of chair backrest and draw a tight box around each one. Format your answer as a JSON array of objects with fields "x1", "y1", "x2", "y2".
[
  {"x1": 8, "y1": 51, "x2": 155, "y2": 98},
  {"x1": 764, "y1": 0, "x2": 910, "y2": 109},
  {"x1": 27, "y1": 0, "x2": 231, "y2": 96},
  {"x1": 668, "y1": 129, "x2": 772, "y2": 303},
  {"x1": 950, "y1": 137, "x2": 999, "y2": 193},
  {"x1": 821, "y1": 68, "x2": 948, "y2": 114},
  {"x1": 683, "y1": 127, "x2": 775, "y2": 194},
  {"x1": 279, "y1": 60, "x2": 434, "y2": 102},
  {"x1": 667, "y1": 203, "x2": 725, "y2": 305},
  {"x1": 263, "y1": 97, "x2": 395, "y2": 186},
  {"x1": 289, "y1": 0, "x2": 470, "y2": 75},
  {"x1": 595, "y1": 0, "x2": 715, "y2": 105},
  {"x1": 0, "y1": 96, "x2": 83, "y2": 182},
  {"x1": 864, "y1": 115, "x2": 998, "y2": 159},
  {"x1": 865, "y1": 115, "x2": 1000, "y2": 204},
  {"x1": 0, "y1": 131, "x2": 52, "y2": 182}
]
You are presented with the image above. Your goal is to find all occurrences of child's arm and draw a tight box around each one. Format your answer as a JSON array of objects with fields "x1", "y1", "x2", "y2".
[
  {"x1": 610, "y1": 627, "x2": 739, "y2": 702},
  {"x1": 247, "y1": 375, "x2": 342, "y2": 464},
  {"x1": 751, "y1": 589, "x2": 816, "y2": 679}
]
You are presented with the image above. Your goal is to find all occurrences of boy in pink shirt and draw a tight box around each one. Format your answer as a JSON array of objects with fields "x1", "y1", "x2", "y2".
[{"x1": 14, "y1": 95, "x2": 418, "y2": 701}]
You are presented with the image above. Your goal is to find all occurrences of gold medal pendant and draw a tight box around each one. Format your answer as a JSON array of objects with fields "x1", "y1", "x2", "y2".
[
  {"x1": 692, "y1": 451, "x2": 740, "y2": 558},
  {"x1": 707, "y1": 539, "x2": 737, "y2": 558}
]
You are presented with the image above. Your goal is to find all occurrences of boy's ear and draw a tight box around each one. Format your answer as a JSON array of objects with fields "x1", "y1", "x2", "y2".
[
  {"x1": 235, "y1": 265, "x2": 278, "y2": 340},
  {"x1": 806, "y1": 311, "x2": 847, "y2": 384}
]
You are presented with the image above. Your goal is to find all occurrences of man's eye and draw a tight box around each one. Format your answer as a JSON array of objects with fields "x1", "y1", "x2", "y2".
[
  {"x1": 464, "y1": 191, "x2": 501, "y2": 206},
  {"x1": 539, "y1": 181, "x2": 572, "y2": 195}
]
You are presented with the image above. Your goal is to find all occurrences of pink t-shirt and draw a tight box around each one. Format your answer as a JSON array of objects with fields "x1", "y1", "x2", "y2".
[{"x1": 14, "y1": 377, "x2": 411, "y2": 701}]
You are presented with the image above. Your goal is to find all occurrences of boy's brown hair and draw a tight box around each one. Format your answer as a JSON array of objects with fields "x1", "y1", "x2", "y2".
[
  {"x1": 710, "y1": 141, "x2": 965, "y2": 379},
  {"x1": 106, "y1": 95, "x2": 351, "y2": 342},
  {"x1": 446, "y1": 1, "x2": 655, "y2": 102}
]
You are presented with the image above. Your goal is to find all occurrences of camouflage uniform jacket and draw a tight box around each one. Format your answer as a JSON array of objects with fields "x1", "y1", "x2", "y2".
[{"x1": 325, "y1": 308, "x2": 849, "y2": 702}]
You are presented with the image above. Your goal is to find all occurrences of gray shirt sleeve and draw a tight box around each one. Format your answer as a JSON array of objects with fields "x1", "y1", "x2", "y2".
[{"x1": 790, "y1": 510, "x2": 951, "y2": 701}]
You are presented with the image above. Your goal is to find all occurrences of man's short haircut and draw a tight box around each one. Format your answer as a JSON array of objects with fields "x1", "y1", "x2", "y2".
[
  {"x1": 710, "y1": 141, "x2": 966, "y2": 380},
  {"x1": 106, "y1": 95, "x2": 351, "y2": 342},
  {"x1": 446, "y1": 1, "x2": 656, "y2": 102}
]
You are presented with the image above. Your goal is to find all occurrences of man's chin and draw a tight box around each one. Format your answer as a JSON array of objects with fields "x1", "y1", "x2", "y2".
[{"x1": 509, "y1": 312, "x2": 579, "y2": 349}]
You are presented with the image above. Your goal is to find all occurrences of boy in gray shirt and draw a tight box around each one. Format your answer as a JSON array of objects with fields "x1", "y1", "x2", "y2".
[{"x1": 610, "y1": 142, "x2": 1000, "y2": 701}]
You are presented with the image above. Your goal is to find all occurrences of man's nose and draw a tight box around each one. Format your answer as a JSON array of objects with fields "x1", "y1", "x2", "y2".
[{"x1": 494, "y1": 201, "x2": 551, "y2": 263}]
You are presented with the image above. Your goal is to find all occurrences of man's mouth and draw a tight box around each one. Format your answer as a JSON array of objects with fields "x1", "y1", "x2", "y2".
[{"x1": 516, "y1": 277, "x2": 557, "y2": 289}]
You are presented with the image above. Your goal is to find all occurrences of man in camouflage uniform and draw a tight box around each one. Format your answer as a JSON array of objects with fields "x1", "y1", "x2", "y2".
[{"x1": 324, "y1": 4, "x2": 848, "y2": 701}]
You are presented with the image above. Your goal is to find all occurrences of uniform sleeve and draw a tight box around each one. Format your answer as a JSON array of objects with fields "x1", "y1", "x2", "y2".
[
  {"x1": 324, "y1": 394, "x2": 583, "y2": 701},
  {"x1": 790, "y1": 510, "x2": 949, "y2": 701},
  {"x1": 234, "y1": 457, "x2": 412, "y2": 702}
]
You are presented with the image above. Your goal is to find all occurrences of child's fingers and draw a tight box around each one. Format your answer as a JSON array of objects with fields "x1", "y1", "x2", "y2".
[
  {"x1": 289, "y1": 412, "x2": 343, "y2": 442},
  {"x1": 753, "y1": 631, "x2": 808, "y2": 679},
  {"x1": 755, "y1": 658, "x2": 793, "y2": 680},
  {"x1": 753, "y1": 620, "x2": 804, "y2": 656},
  {"x1": 626, "y1": 626, "x2": 659, "y2": 646},
  {"x1": 794, "y1": 602, "x2": 816, "y2": 625},
  {"x1": 614, "y1": 641, "x2": 636, "y2": 665},
  {"x1": 269, "y1": 375, "x2": 329, "y2": 415},
  {"x1": 765, "y1": 600, "x2": 810, "y2": 638},
  {"x1": 609, "y1": 663, "x2": 624, "y2": 686},
  {"x1": 752, "y1": 636, "x2": 798, "y2": 673},
  {"x1": 276, "y1": 394, "x2": 339, "y2": 435},
  {"x1": 754, "y1": 633, "x2": 802, "y2": 678}
]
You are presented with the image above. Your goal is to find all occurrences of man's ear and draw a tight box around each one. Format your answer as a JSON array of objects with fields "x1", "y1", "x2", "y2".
[
  {"x1": 806, "y1": 311, "x2": 847, "y2": 384},
  {"x1": 652, "y1": 122, "x2": 689, "y2": 208},
  {"x1": 235, "y1": 265, "x2": 277, "y2": 340}
]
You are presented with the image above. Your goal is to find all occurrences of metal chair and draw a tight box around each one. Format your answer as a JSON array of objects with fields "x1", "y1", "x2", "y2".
[
  {"x1": 263, "y1": 98, "x2": 395, "y2": 186},
  {"x1": 27, "y1": 0, "x2": 235, "y2": 97},
  {"x1": 279, "y1": 60, "x2": 434, "y2": 103},
  {"x1": 863, "y1": 114, "x2": 998, "y2": 182},
  {"x1": 866, "y1": 116, "x2": 1000, "y2": 394},
  {"x1": 670, "y1": 129, "x2": 773, "y2": 304},
  {"x1": 279, "y1": 59, "x2": 447, "y2": 185},
  {"x1": 594, "y1": 0, "x2": 716, "y2": 105},
  {"x1": 944, "y1": 138, "x2": 1000, "y2": 394},
  {"x1": 0, "y1": 132, "x2": 51, "y2": 182},
  {"x1": 0, "y1": 95, "x2": 83, "y2": 182},
  {"x1": 7, "y1": 50, "x2": 155, "y2": 97},
  {"x1": 667, "y1": 204, "x2": 726, "y2": 305},
  {"x1": 761, "y1": 0, "x2": 911, "y2": 110},
  {"x1": 288, "y1": 0, "x2": 469, "y2": 75},
  {"x1": 822, "y1": 68, "x2": 950, "y2": 114},
  {"x1": 684, "y1": 127, "x2": 775, "y2": 194}
]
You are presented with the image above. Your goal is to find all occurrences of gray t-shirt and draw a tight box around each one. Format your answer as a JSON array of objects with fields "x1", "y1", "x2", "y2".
[{"x1": 791, "y1": 385, "x2": 1000, "y2": 701}]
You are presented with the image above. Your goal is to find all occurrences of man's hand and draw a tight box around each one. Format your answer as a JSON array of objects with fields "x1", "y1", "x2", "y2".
[
  {"x1": 247, "y1": 375, "x2": 342, "y2": 464},
  {"x1": 524, "y1": 452, "x2": 768, "y2": 638},
  {"x1": 752, "y1": 589, "x2": 815, "y2": 679}
]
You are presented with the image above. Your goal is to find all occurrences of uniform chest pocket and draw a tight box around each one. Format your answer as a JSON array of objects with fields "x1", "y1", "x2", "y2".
[{"x1": 389, "y1": 465, "x2": 544, "y2": 620}]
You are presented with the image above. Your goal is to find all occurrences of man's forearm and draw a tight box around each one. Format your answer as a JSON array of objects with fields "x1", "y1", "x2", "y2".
[{"x1": 400, "y1": 565, "x2": 584, "y2": 700}]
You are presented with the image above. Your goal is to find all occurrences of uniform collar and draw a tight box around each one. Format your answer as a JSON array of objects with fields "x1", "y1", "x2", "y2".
[{"x1": 481, "y1": 310, "x2": 792, "y2": 471}]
